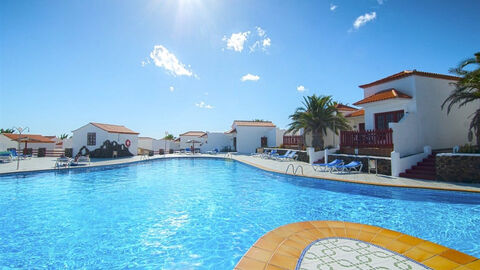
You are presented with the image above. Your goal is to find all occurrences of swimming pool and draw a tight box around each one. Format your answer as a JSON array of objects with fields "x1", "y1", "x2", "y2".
[{"x1": 0, "y1": 158, "x2": 479, "y2": 268}]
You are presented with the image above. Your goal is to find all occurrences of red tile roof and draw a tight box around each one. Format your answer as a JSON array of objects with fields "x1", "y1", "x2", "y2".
[
  {"x1": 2, "y1": 134, "x2": 56, "y2": 143},
  {"x1": 233, "y1": 120, "x2": 276, "y2": 127},
  {"x1": 179, "y1": 131, "x2": 206, "y2": 137},
  {"x1": 359, "y1": 70, "x2": 460, "y2": 89},
  {"x1": 335, "y1": 104, "x2": 357, "y2": 112},
  {"x1": 354, "y1": 89, "x2": 412, "y2": 105},
  {"x1": 91, "y1": 122, "x2": 139, "y2": 134},
  {"x1": 345, "y1": 109, "x2": 365, "y2": 118}
]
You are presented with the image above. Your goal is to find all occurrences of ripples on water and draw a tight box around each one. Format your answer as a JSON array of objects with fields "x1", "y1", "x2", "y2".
[{"x1": 0, "y1": 158, "x2": 479, "y2": 269}]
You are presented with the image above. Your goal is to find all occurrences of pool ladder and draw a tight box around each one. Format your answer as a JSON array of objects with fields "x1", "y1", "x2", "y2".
[{"x1": 286, "y1": 163, "x2": 304, "y2": 175}]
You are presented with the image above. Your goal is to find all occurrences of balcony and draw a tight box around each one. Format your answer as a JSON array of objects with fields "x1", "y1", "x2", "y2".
[
  {"x1": 340, "y1": 129, "x2": 393, "y2": 156},
  {"x1": 283, "y1": 135, "x2": 304, "y2": 148}
]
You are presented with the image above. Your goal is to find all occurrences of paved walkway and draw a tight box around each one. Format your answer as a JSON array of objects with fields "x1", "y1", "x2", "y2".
[{"x1": 1, "y1": 154, "x2": 479, "y2": 193}]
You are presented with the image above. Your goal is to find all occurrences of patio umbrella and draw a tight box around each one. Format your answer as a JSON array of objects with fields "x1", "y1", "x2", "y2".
[{"x1": 186, "y1": 139, "x2": 201, "y2": 154}]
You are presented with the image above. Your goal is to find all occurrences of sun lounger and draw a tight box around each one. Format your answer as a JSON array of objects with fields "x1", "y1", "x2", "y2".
[
  {"x1": 71, "y1": 155, "x2": 91, "y2": 166},
  {"x1": 0, "y1": 151, "x2": 13, "y2": 163},
  {"x1": 332, "y1": 161, "x2": 363, "y2": 173},
  {"x1": 312, "y1": 159, "x2": 343, "y2": 172},
  {"x1": 55, "y1": 157, "x2": 71, "y2": 168},
  {"x1": 275, "y1": 150, "x2": 297, "y2": 161},
  {"x1": 206, "y1": 148, "x2": 219, "y2": 155},
  {"x1": 262, "y1": 149, "x2": 278, "y2": 159}
]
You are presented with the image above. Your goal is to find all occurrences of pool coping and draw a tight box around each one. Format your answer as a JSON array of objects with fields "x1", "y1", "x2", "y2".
[
  {"x1": 1, "y1": 154, "x2": 480, "y2": 193},
  {"x1": 234, "y1": 221, "x2": 480, "y2": 270}
]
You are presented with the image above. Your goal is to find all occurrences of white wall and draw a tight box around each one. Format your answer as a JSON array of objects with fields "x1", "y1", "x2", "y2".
[
  {"x1": 391, "y1": 146, "x2": 431, "y2": 177},
  {"x1": 347, "y1": 116, "x2": 365, "y2": 131},
  {"x1": 363, "y1": 76, "x2": 416, "y2": 98},
  {"x1": 390, "y1": 112, "x2": 423, "y2": 156},
  {"x1": 138, "y1": 137, "x2": 154, "y2": 150},
  {"x1": 414, "y1": 76, "x2": 478, "y2": 149},
  {"x1": 200, "y1": 132, "x2": 234, "y2": 152},
  {"x1": 72, "y1": 123, "x2": 138, "y2": 156},
  {"x1": 179, "y1": 135, "x2": 206, "y2": 150},
  {"x1": 235, "y1": 126, "x2": 277, "y2": 154}
]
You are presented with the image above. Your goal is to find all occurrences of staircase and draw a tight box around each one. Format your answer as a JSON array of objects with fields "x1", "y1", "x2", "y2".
[{"x1": 399, "y1": 154, "x2": 437, "y2": 180}]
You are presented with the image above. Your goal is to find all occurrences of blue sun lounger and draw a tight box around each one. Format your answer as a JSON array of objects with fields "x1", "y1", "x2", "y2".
[
  {"x1": 312, "y1": 159, "x2": 343, "y2": 172},
  {"x1": 332, "y1": 161, "x2": 363, "y2": 173},
  {"x1": 275, "y1": 150, "x2": 297, "y2": 161}
]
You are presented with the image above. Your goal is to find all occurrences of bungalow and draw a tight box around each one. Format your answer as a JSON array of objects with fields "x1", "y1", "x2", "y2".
[
  {"x1": 72, "y1": 122, "x2": 139, "y2": 157},
  {"x1": 199, "y1": 132, "x2": 235, "y2": 153},
  {"x1": 0, "y1": 133, "x2": 56, "y2": 156},
  {"x1": 340, "y1": 70, "x2": 478, "y2": 178},
  {"x1": 226, "y1": 120, "x2": 284, "y2": 154}
]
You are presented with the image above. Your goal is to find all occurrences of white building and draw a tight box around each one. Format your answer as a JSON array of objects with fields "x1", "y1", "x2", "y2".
[
  {"x1": 226, "y1": 120, "x2": 284, "y2": 154},
  {"x1": 178, "y1": 131, "x2": 207, "y2": 151},
  {"x1": 347, "y1": 70, "x2": 477, "y2": 157},
  {"x1": 0, "y1": 134, "x2": 56, "y2": 154},
  {"x1": 72, "y1": 122, "x2": 139, "y2": 157},
  {"x1": 199, "y1": 132, "x2": 235, "y2": 153}
]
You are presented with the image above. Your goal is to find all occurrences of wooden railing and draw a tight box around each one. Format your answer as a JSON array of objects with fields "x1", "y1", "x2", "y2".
[
  {"x1": 340, "y1": 129, "x2": 393, "y2": 148},
  {"x1": 283, "y1": 135, "x2": 303, "y2": 146}
]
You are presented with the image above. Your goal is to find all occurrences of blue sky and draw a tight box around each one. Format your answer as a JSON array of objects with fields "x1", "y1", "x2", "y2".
[{"x1": 1, "y1": 0, "x2": 479, "y2": 138}]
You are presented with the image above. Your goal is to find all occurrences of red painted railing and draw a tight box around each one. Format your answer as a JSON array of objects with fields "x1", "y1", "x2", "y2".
[
  {"x1": 283, "y1": 135, "x2": 303, "y2": 146},
  {"x1": 340, "y1": 129, "x2": 393, "y2": 148}
]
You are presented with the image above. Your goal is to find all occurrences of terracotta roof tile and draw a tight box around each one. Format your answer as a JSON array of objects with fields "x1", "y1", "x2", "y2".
[
  {"x1": 233, "y1": 120, "x2": 276, "y2": 127},
  {"x1": 179, "y1": 131, "x2": 206, "y2": 137},
  {"x1": 2, "y1": 134, "x2": 56, "y2": 143},
  {"x1": 91, "y1": 122, "x2": 139, "y2": 134},
  {"x1": 359, "y1": 70, "x2": 460, "y2": 89},
  {"x1": 345, "y1": 109, "x2": 365, "y2": 118},
  {"x1": 335, "y1": 104, "x2": 357, "y2": 111},
  {"x1": 354, "y1": 89, "x2": 412, "y2": 105}
]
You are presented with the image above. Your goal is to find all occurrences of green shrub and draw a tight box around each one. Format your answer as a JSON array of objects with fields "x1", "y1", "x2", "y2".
[{"x1": 459, "y1": 144, "x2": 480, "y2": 153}]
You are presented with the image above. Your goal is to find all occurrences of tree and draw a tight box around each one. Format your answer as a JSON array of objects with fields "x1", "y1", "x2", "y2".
[
  {"x1": 442, "y1": 52, "x2": 480, "y2": 149},
  {"x1": 287, "y1": 95, "x2": 351, "y2": 150},
  {"x1": 58, "y1": 133, "x2": 69, "y2": 140},
  {"x1": 0, "y1": 128, "x2": 14, "y2": 133},
  {"x1": 163, "y1": 134, "x2": 175, "y2": 140}
]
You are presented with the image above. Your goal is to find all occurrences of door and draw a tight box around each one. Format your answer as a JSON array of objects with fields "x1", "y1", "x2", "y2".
[
  {"x1": 359, "y1": 123, "x2": 365, "y2": 131},
  {"x1": 261, "y1": 136, "x2": 268, "y2": 147},
  {"x1": 233, "y1": 137, "x2": 237, "y2": 151}
]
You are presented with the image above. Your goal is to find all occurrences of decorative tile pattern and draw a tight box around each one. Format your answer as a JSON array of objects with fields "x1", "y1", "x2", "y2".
[
  {"x1": 235, "y1": 221, "x2": 479, "y2": 270},
  {"x1": 297, "y1": 238, "x2": 429, "y2": 270}
]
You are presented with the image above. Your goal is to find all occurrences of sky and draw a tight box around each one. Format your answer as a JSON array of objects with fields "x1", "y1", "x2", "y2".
[{"x1": 1, "y1": 0, "x2": 479, "y2": 138}]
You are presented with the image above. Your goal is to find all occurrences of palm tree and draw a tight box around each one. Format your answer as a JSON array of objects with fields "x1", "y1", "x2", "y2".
[
  {"x1": 442, "y1": 52, "x2": 480, "y2": 149},
  {"x1": 58, "y1": 133, "x2": 69, "y2": 140},
  {"x1": 0, "y1": 128, "x2": 14, "y2": 133},
  {"x1": 163, "y1": 134, "x2": 175, "y2": 140},
  {"x1": 287, "y1": 95, "x2": 351, "y2": 150}
]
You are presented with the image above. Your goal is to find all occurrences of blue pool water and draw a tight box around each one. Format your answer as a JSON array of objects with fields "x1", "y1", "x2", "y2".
[{"x1": 0, "y1": 158, "x2": 479, "y2": 269}]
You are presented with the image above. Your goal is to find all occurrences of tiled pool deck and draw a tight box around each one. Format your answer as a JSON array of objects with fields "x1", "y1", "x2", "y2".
[
  {"x1": 235, "y1": 221, "x2": 480, "y2": 270},
  {"x1": 1, "y1": 154, "x2": 479, "y2": 193}
]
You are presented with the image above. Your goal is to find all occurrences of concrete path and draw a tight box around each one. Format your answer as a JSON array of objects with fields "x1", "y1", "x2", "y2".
[{"x1": 1, "y1": 153, "x2": 479, "y2": 193}]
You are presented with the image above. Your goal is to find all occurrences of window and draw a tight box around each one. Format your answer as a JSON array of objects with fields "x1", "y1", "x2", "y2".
[
  {"x1": 261, "y1": 136, "x2": 268, "y2": 147},
  {"x1": 375, "y1": 110, "x2": 404, "y2": 130},
  {"x1": 87, "y1": 132, "x2": 96, "y2": 146}
]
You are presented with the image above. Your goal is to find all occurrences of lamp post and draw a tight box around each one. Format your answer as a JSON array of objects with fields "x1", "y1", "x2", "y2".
[
  {"x1": 13, "y1": 126, "x2": 29, "y2": 170},
  {"x1": 164, "y1": 131, "x2": 168, "y2": 157}
]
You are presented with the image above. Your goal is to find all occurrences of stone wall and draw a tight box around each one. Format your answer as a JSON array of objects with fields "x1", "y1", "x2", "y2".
[
  {"x1": 340, "y1": 147, "x2": 392, "y2": 157},
  {"x1": 436, "y1": 154, "x2": 480, "y2": 182},
  {"x1": 328, "y1": 154, "x2": 391, "y2": 175}
]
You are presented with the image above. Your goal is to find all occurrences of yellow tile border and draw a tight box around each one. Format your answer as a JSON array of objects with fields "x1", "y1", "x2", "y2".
[
  {"x1": 234, "y1": 221, "x2": 479, "y2": 270},
  {"x1": 232, "y1": 157, "x2": 480, "y2": 194}
]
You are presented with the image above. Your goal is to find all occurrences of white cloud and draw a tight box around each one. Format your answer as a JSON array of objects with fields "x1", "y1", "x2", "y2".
[
  {"x1": 256, "y1": 26, "x2": 266, "y2": 37},
  {"x1": 297, "y1": 85, "x2": 307, "y2": 92},
  {"x1": 169, "y1": 86, "x2": 174, "y2": 92},
  {"x1": 241, "y1": 73, "x2": 260, "y2": 82},
  {"x1": 353, "y1": 12, "x2": 377, "y2": 29},
  {"x1": 377, "y1": 0, "x2": 384, "y2": 4},
  {"x1": 330, "y1": 4, "x2": 337, "y2": 11},
  {"x1": 262, "y1": 38, "x2": 271, "y2": 48},
  {"x1": 222, "y1": 31, "x2": 250, "y2": 52},
  {"x1": 195, "y1": 101, "x2": 213, "y2": 109},
  {"x1": 149, "y1": 45, "x2": 194, "y2": 77}
]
